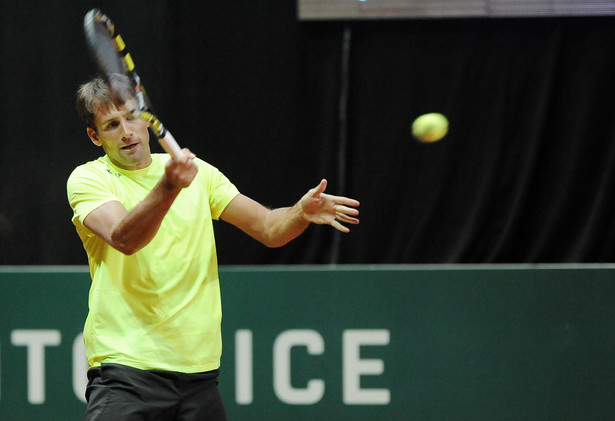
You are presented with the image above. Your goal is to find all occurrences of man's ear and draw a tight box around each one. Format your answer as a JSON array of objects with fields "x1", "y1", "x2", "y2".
[{"x1": 87, "y1": 127, "x2": 102, "y2": 146}]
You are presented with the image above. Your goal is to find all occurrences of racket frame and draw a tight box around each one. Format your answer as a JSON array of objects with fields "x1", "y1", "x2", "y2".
[{"x1": 84, "y1": 9, "x2": 182, "y2": 159}]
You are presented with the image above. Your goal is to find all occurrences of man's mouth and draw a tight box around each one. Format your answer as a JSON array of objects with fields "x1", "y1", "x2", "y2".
[{"x1": 122, "y1": 143, "x2": 138, "y2": 151}]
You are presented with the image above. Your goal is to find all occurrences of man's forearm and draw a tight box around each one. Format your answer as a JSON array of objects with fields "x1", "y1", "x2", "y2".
[
  {"x1": 110, "y1": 180, "x2": 182, "y2": 254},
  {"x1": 259, "y1": 202, "x2": 311, "y2": 248}
]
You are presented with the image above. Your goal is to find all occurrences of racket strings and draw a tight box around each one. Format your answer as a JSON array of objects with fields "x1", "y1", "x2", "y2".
[
  {"x1": 90, "y1": 10, "x2": 135, "y2": 77},
  {"x1": 85, "y1": 8, "x2": 175, "y2": 155}
]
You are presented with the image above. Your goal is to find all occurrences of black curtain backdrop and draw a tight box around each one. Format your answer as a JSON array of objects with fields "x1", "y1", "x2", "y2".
[{"x1": 1, "y1": 1, "x2": 615, "y2": 265}]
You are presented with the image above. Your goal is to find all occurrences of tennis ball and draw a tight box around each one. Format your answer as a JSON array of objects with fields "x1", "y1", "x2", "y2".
[{"x1": 411, "y1": 113, "x2": 449, "y2": 143}]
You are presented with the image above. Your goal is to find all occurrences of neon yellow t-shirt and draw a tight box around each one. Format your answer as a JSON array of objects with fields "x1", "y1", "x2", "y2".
[{"x1": 67, "y1": 154, "x2": 239, "y2": 373}]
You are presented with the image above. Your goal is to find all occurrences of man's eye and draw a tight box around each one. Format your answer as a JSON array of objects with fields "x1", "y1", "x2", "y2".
[{"x1": 105, "y1": 121, "x2": 120, "y2": 130}]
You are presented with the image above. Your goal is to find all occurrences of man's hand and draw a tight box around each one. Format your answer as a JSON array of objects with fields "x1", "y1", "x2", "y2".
[
  {"x1": 300, "y1": 179, "x2": 360, "y2": 233},
  {"x1": 163, "y1": 149, "x2": 198, "y2": 190}
]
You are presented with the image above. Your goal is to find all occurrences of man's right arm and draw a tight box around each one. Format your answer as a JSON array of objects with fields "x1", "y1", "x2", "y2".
[{"x1": 84, "y1": 151, "x2": 198, "y2": 255}]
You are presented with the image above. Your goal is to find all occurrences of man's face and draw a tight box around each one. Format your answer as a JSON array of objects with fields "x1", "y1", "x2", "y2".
[{"x1": 87, "y1": 99, "x2": 152, "y2": 170}]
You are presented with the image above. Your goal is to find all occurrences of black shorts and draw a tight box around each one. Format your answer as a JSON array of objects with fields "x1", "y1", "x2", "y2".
[{"x1": 84, "y1": 363, "x2": 228, "y2": 421}]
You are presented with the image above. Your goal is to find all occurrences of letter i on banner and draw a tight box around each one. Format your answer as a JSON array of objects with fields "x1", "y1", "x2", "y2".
[{"x1": 235, "y1": 330, "x2": 253, "y2": 405}]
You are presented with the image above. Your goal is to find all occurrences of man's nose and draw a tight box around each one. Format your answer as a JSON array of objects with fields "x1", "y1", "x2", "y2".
[{"x1": 120, "y1": 120, "x2": 133, "y2": 139}]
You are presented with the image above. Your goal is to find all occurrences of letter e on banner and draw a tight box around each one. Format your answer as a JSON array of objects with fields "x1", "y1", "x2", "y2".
[{"x1": 343, "y1": 329, "x2": 390, "y2": 405}]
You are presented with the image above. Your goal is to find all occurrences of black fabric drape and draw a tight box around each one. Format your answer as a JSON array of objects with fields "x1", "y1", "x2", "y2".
[
  {"x1": 344, "y1": 18, "x2": 615, "y2": 263},
  {"x1": 1, "y1": 1, "x2": 614, "y2": 264}
]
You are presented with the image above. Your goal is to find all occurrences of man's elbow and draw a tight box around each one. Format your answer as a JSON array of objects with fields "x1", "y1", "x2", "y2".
[
  {"x1": 110, "y1": 234, "x2": 141, "y2": 255},
  {"x1": 119, "y1": 245, "x2": 139, "y2": 255},
  {"x1": 262, "y1": 238, "x2": 290, "y2": 248},
  {"x1": 112, "y1": 242, "x2": 139, "y2": 255}
]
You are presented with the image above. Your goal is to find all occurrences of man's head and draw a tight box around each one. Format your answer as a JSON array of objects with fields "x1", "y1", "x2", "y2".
[
  {"x1": 76, "y1": 75, "x2": 152, "y2": 170},
  {"x1": 76, "y1": 74, "x2": 134, "y2": 131}
]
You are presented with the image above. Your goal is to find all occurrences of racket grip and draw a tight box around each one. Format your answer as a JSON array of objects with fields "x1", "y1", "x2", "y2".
[{"x1": 159, "y1": 130, "x2": 183, "y2": 160}]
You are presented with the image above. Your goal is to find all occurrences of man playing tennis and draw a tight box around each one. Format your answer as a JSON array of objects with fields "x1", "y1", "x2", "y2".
[{"x1": 67, "y1": 75, "x2": 359, "y2": 421}]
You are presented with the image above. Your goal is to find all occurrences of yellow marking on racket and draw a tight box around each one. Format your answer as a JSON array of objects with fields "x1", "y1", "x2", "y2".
[
  {"x1": 114, "y1": 34, "x2": 126, "y2": 51},
  {"x1": 124, "y1": 53, "x2": 135, "y2": 71},
  {"x1": 141, "y1": 111, "x2": 163, "y2": 134}
]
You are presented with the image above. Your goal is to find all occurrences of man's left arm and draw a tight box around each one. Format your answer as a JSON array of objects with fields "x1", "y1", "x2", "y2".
[{"x1": 220, "y1": 179, "x2": 359, "y2": 248}]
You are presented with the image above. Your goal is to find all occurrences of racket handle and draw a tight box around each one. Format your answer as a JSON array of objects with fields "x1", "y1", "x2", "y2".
[{"x1": 159, "y1": 130, "x2": 183, "y2": 160}]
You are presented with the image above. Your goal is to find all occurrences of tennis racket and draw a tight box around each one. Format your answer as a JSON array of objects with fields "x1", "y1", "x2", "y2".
[{"x1": 83, "y1": 8, "x2": 182, "y2": 159}]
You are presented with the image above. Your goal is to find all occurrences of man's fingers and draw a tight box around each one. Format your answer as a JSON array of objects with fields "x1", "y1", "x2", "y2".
[
  {"x1": 334, "y1": 204, "x2": 360, "y2": 216},
  {"x1": 328, "y1": 195, "x2": 360, "y2": 208},
  {"x1": 311, "y1": 179, "x2": 328, "y2": 197},
  {"x1": 336, "y1": 212, "x2": 360, "y2": 224},
  {"x1": 331, "y1": 219, "x2": 351, "y2": 233}
]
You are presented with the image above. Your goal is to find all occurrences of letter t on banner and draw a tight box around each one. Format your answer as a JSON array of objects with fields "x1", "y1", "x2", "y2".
[{"x1": 11, "y1": 329, "x2": 61, "y2": 404}]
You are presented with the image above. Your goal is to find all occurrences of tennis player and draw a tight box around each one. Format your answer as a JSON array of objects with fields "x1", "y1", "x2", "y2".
[{"x1": 67, "y1": 75, "x2": 360, "y2": 421}]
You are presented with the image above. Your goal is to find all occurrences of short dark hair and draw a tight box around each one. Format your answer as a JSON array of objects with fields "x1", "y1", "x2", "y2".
[{"x1": 75, "y1": 74, "x2": 133, "y2": 130}]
